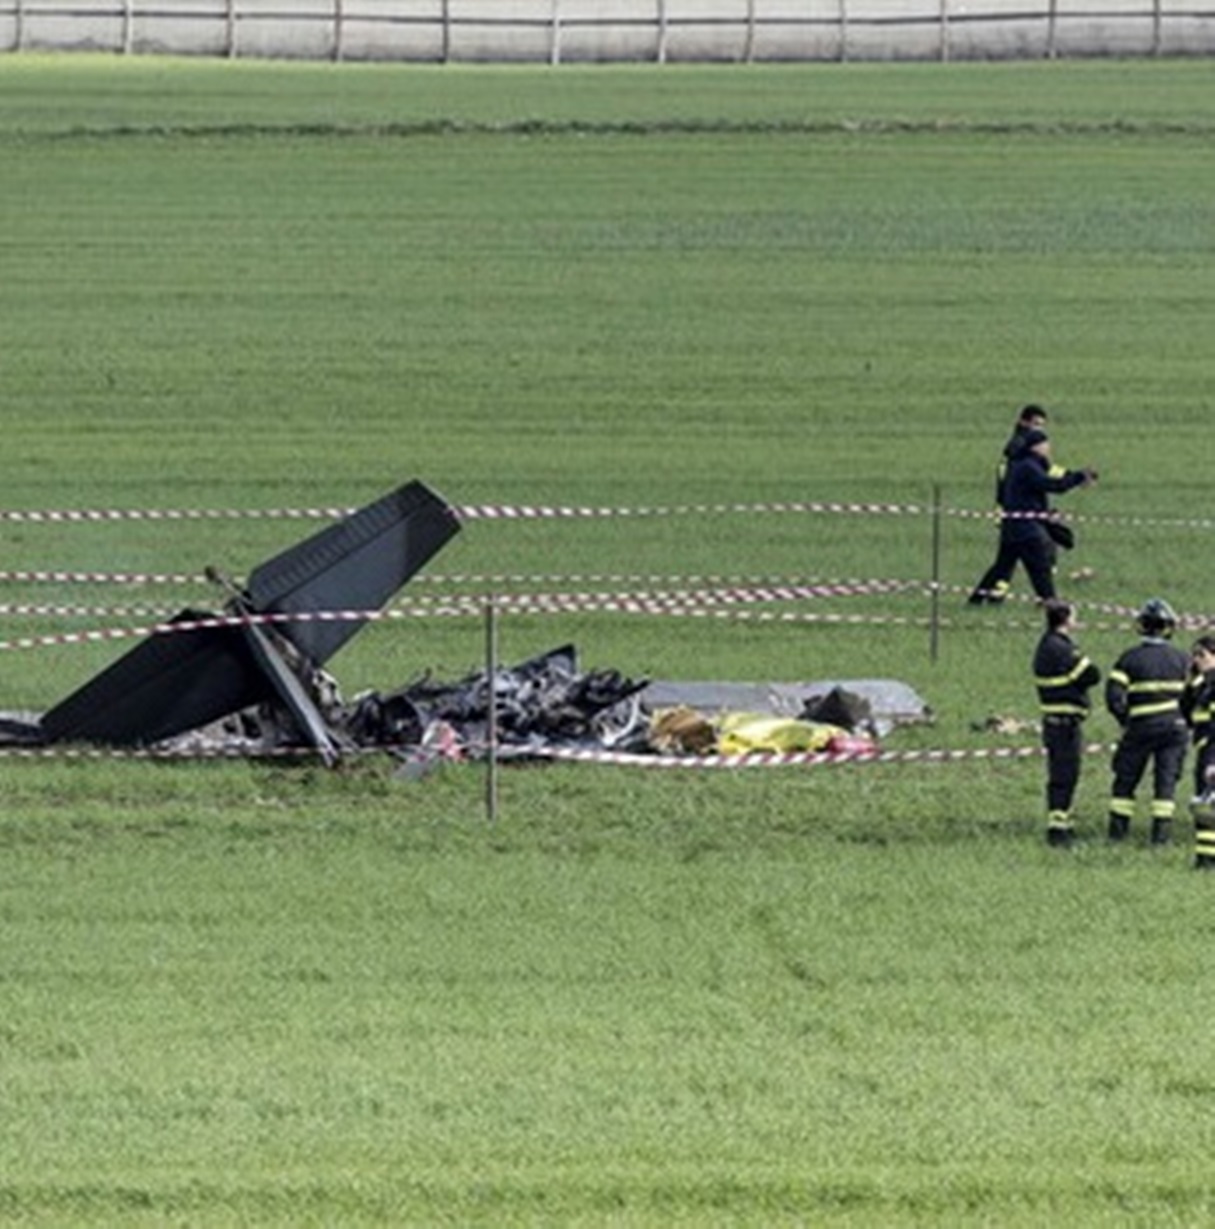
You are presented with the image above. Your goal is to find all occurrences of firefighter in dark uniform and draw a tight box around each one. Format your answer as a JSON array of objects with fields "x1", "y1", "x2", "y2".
[
  {"x1": 1182, "y1": 634, "x2": 1215, "y2": 868},
  {"x1": 996, "y1": 430, "x2": 1097, "y2": 603},
  {"x1": 969, "y1": 404, "x2": 1051, "y2": 605},
  {"x1": 1033, "y1": 599, "x2": 1100, "y2": 846},
  {"x1": 1105, "y1": 598, "x2": 1191, "y2": 844}
]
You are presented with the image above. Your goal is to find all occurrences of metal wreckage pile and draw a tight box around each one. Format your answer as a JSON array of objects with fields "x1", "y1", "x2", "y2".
[{"x1": 0, "y1": 481, "x2": 929, "y2": 766}]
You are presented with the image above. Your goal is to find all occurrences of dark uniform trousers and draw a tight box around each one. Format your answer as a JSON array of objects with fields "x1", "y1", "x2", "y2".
[
  {"x1": 1043, "y1": 715, "x2": 1083, "y2": 815},
  {"x1": 1109, "y1": 715, "x2": 1188, "y2": 841},
  {"x1": 1194, "y1": 742, "x2": 1215, "y2": 868}
]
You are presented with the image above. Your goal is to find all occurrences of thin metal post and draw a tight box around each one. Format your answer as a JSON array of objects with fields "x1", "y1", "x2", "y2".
[
  {"x1": 930, "y1": 484, "x2": 942, "y2": 663},
  {"x1": 838, "y1": 0, "x2": 848, "y2": 62},
  {"x1": 485, "y1": 594, "x2": 499, "y2": 822},
  {"x1": 1046, "y1": 0, "x2": 1058, "y2": 59},
  {"x1": 550, "y1": 0, "x2": 561, "y2": 64}
]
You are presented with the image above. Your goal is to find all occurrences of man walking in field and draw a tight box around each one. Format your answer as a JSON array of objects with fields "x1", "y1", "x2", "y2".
[
  {"x1": 969, "y1": 404, "x2": 1051, "y2": 605},
  {"x1": 990, "y1": 430, "x2": 1097, "y2": 604},
  {"x1": 1033, "y1": 599, "x2": 1101, "y2": 847},
  {"x1": 1106, "y1": 598, "x2": 1190, "y2": 845}
]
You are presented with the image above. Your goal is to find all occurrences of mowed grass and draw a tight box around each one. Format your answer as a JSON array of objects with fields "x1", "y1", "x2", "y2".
[{"x1": 2, "y1": 56, "x2": 1215, "y2": 1223}]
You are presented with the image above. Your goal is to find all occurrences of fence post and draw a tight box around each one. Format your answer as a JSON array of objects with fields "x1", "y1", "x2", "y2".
[
  {"x1": 838, "y1": 0, "x2": 848, "y2": 62},
  {"x1": 333, "y1": 0, "x2": 344, "y2": 60},
  {"x1": 121, "y1": 0, "x2": 133, "y2": 53},
  {"x1": 485, "y1": 594, "x2": 499, "y2": 822},
  {"x1": 225, "y1": 0, "x2": 237, "y2": 58},
  {"x1": 656, "y1": 0, "x2": 668, "y2": 62},
  {"x1": 930, "y1": 484, "x2": 942, "y2": 663},
  {"x1": 1152, "y1": 0, "x2": 1162, "y2": 55},
  {"x1": 742, "y1": 0, "x2": 755, "y2": 62},
  {"x1": 1046, "y1": 0, "x2": 1058, "y2": 58},
  {"x1": 939, "y1": 0, "x2": 949, "y2": 61},
  {"x1": 441, "y1": 0, "x2": 451, "y2": 62},
  {"x1": 550, "y1": 0, "x2": 561, "y2": 64}
]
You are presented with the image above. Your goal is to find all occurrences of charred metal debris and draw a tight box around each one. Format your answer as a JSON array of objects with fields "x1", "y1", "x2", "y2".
[{"x1": 1, "y1": 480, "x2": 930, "y2": 765}]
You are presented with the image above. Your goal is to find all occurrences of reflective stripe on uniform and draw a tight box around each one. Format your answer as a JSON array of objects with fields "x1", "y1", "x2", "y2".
[{"x1": 1035, "y1": 656, "x2": 1096, "y2": 689}]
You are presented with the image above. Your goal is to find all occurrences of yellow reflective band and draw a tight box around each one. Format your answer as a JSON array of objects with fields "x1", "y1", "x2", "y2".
[
  {"x1": 1151, "y1": 800, "x2": 1176, "y2": 820},
  {"x1": 1110, "y1": 669, "x2": 1130, "y2": 686},
  {"x1": 1128, "y1": 700, "x2": 1181, "y2": 717},
  {"x1": 1126, "y1": 680, "x2": 1185, "y2": 695},
  {"x1": 1110, "y1": 798, "x2": 1136, "y2": 818},
  {"x1": 1036, "y1": 659, "x2": 1094, "y2": 688},
  {"x1": 1040, "y1": 703, "x2": 1085, "y2": 715}
]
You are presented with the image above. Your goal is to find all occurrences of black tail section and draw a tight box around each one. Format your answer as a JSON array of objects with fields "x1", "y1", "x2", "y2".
[{"x1": 40, "y1": 481, "x2": 460, "y2": 749}]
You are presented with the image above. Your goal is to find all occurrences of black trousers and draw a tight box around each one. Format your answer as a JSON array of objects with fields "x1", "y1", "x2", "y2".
[
  {"x1": 970, "y1": 529, "x2": 1057, "y2": 603},
  {"x1": 1043, "y1": 716, "x2": 1083, "y2": 813},
  {"x1": 1195, "y1": 741, "x2": 1215, "y2": 796},
  {"x1": 970, "y1": 535, "x2": 1020, "y2": 603},
  {"x1": 1111, "y1": 718, "x2": 1188, "y2": 807}
]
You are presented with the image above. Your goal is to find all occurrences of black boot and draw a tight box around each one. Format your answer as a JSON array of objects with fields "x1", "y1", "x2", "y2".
[
  {"x1": 1150, "y1": 817, "x2": 1172, "y2": 846},
  {"x1": 1108, "y1": 813, "x2": 1130, "y2": 842}
]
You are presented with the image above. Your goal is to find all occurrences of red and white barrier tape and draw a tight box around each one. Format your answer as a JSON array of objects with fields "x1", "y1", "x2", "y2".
[
  {"x1": 2, "y1": 583, "x2": 1210, "y2": 652},
  {"x1": 1, "y1": 500, "x2": 1211, "y2": 532},
  {"x1": 0, "y1": 569, "x2": 206, "y2": 587},
  {"x1": 0, "y1": 507, "x2": 350, "y2": 525},
  {"x1": 0, "y1": 744, "x2": 320, "y2": 761},
  {"x1": 0, "y1": 740, "x2": 1119, "y2": 766},
  {"x1": 531, "y1": 742, "x2": 1115, "y2": 769}
]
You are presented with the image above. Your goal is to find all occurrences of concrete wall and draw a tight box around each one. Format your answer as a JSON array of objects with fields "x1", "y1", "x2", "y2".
[{"x1": 2, "y1": 0, "x2": 1214, "y2": 62}]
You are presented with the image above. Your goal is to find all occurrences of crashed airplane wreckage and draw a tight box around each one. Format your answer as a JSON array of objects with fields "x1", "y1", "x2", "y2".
[
  {"x1": 8, "y1": 480, "x2": 464, "y2": 764},
  {"x1": 0, "y1": 478, "x2": 931, "y2": 764}
]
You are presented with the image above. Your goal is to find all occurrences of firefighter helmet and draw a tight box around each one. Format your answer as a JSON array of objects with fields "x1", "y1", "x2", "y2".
[{"x1": 1137, "y1": 597, "x2": 1178, "y2": 637}]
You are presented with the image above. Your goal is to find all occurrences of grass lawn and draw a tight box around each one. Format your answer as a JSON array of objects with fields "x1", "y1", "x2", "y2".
[{"x1": 1, "y1": 54, "x2": 1214, "y2": 1223}]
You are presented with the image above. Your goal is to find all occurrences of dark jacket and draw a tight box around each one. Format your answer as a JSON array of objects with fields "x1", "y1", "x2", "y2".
[
  {"x1": 994, "y1": 425, "x2": 1067, "y2": 507},
  {"x1": 993, "y1": 426, "x2": 1033, "y2": 506},
  {"x1": 1034, "y1": 630, "x2": 1101, "y2": 718},
  {"x1": 1106, "y1": 639, "x2": 1191, "y2": 727},
  {"x1": 1183, "y1": 668, "x2": 1215, "y2": 752},
  {"x1": 1002, "y1": 451, "x2": 1089, "y2": 542}
]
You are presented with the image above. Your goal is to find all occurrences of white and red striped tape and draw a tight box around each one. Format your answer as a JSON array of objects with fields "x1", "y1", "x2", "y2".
[
  {"x1": 0, "y1": 500, "x2": 1211, "y2": 532},
  {"x1": 1, "y1": 583, "x2": 1209, "y2": 653},
  {"x1": 0, "y1": 740, "x2": 1117, "y2": 766}
]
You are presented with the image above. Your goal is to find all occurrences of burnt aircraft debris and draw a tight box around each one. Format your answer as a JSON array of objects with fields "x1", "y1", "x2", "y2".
[
  {"x1": 0, "y1": 479, "x2": 933, "y2": 765},
  {"x1": 35, "y1": 480, "x2": 462, "y2": 764},
  {"x1": 355, "y1": 644, "x2": 652, "y2": 760}
]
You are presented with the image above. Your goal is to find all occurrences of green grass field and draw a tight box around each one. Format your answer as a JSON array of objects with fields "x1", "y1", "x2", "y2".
[{"x1": 2, "y1": 54, "x2": 1215, "y2": 1224}]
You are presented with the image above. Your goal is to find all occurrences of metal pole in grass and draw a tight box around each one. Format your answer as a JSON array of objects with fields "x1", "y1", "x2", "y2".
[
  {"x1": 485, "y1": 593, "x2": 499, "y2": 822},
  {"x1": 930, "y1": 484, "x2": 942, "y2": 663}
]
